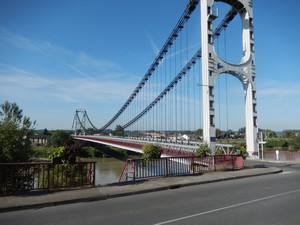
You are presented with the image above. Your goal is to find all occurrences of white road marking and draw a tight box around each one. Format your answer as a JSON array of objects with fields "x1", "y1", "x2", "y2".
[
  {"x1": 153, "y1": 189, "x2": 300, "y2": 225},
  {"x1": 280, "y1": 171, "x2": 294, "y2": 175}
]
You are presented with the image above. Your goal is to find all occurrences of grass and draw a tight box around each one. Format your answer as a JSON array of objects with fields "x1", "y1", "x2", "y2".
[{"x1": 32, "y1": 145, "x2": 49, "y2": 159}]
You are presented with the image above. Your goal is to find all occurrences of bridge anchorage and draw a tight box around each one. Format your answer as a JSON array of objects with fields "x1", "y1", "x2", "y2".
[{"x1": 72, "y1": 0, "x2": 259, "y2": 158}]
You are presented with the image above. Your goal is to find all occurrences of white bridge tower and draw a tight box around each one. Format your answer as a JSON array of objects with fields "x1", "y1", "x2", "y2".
[{"x1": 201, "y1": 0, "x2": 258, "y2": 156}]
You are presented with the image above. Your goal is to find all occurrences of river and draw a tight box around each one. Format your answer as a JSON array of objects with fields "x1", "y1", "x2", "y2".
[{"x1": 93, "y1": 158, "x2": 126, "y2": 186}]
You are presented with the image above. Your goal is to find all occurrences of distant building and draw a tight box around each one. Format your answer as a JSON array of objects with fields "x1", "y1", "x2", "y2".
[{"x1": 31, "y1": 134, "x2": 49, "y2": 146}]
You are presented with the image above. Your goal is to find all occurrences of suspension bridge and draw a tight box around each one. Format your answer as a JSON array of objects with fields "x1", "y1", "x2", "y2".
[{"x1": 72, "y1": 0, "x2": 258, "y2": 157}]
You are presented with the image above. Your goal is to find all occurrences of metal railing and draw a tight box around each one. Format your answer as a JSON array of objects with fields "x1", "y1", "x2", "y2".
[
  {"x1": 263, "y1": 149, "x2": 300, "y2": 161},
  {"x1": 0, "y1": 161, "x2": 96, "y2": 193},
  {"x1": 119, "y1": 155, "x2": 244, "y2": 182}
]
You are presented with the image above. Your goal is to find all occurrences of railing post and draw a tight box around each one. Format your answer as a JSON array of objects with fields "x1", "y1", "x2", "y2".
[
  {"x1": 232, "y1": 155, "x2": 235, "y2": 170},
  {"x1": 132, "y1": 160, "x2": 136, "y2": 182},
  {"x1": 165, "y1": 158, "x2": 168, "y2": 177},
  {"x1": 92, "y1": 162, "x2": 96, "y2": 186},
  {"x1": 213, "y1": 155, "x2": 216, "y2": 171},
  {"x1": 47, "y1": 163, "x2": 50, "y2": 191},
  {"x1": 192, "y1": 157, "x2": 195, "y2": 174}
]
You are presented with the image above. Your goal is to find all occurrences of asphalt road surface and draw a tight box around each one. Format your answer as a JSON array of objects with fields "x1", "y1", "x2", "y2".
[{"x1": 1, "y1": 161, "x2": 300, "y2": 225}]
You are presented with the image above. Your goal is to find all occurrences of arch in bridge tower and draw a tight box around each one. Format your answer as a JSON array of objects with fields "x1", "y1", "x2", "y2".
[{"x1": 200, "y1": 0, "x2": 258, "y2": 156}]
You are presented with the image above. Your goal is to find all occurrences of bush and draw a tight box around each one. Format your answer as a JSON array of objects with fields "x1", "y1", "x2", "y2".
[
  {"x1": 48, "y1": 143, "x2": 82, "y2": 163},
  {"x1": 215, "y1": 146, "x2": 223, "y2": 155},
  {"x1": 282, "y1": 141, "x2": 289, "y2": 149},
  {"x1": 196, "y1": 144, "x2": 211, "y2": 158},
  {"x1": 142, "y1": 144, "x2": 161, "y2": 162},
  {"x1": 288, "y1": 146, "x2": 297, "y2": 152},
  {"x1": 237, "y1": 145, "x2": 247, "y2": 155},
  {"x1": 240, "y1": 146, "x2": 248, "y2": 157},
  {"x1": 79, "y1": 146, "x2": 108, "y2": 158}
]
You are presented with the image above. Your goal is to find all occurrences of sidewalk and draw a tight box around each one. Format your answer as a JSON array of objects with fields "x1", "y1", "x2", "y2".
[{"x1": 0, "y1": 166, "x2": 282, "y2": 213}]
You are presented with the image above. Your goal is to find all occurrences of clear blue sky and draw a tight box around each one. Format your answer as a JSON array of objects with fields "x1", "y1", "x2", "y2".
[{"x1": 0, "y1": 0, "x2": 299, "y2": 132}]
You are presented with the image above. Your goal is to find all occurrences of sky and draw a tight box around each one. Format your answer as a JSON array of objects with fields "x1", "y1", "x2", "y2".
[{"x1": 0, "y1": 0, "x2": 299, "y2": 132}]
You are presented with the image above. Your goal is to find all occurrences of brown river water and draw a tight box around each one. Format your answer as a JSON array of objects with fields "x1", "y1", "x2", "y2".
[{"x1": 93, "y1": 158, "x2": 126, "y2": 185}]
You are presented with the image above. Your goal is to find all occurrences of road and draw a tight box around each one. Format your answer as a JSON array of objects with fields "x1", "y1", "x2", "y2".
[{"x1": 1, "y1": 161, "x2": 300, "y2": 225}]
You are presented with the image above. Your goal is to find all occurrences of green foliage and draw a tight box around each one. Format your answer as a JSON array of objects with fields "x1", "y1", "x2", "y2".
[
  {"x1": 79, "y1": 146, "x2": 108, "y2": 158},
  {"x1": 85, "y1": 143, "x2": 131, "y2": 160},
  {"x1": 114, "y1": 125, "x2": 124, "y2": 136},
  {"x1": 287, "y1": 136, "x2": 300, "y2": 150},
  {"x1": 282, "y1": 130, "x2": 296, "y2": 138},
  {"x1": 234, "y1": 145, "x2": 248, "y2": 159},
  {"x1": 265, "y1": 139, "x2": 276, "y2": 149},
  {"x1": 282, "y1": 141, "x2": 289, "y2": 149},
  {"x1": 43, "y1": 163, "x2": 89, "y2": 188},
  {"x1": 1, "y1": 162, "x2": 93, "y2": 193},
  {"x1": 216, "y1": 128, "x2": 222, "y2": 139},
  {"x1": 265, "y1": 136, "x2": 300, "y2": 150},
  {"x1": 142, "y1": 144, "x2": 161, "y2": 162},
  {"x1": 0, "y1": 166, "x2": 38, "y2": 192},
  {"x1": 288, "y1": 145, "x2": 296, "y2": 152},
  {"x1": 215, "y1": 146, "x2": 223, "y2": 155},
  {"x1": 49, "y1": 146, "x2": 66, "y2": 158},
  {"x1": 32, "y1": 146, "x2": 49, "y2": 159},
  {"x1": 196, "y1": 144, "x2": 211, "y2": 158},
  {"x1": 43, "y1": 128, "x2": 50, "y2": 135},
  {"x1": 238, "y1": 127, "x2": 246, "y2": 134},
  {"x1": 48, "y1": 130, "x2": 73, "y2": 147},
  {"x1": 46, "y1": 130, "x2": 83, "y2": 163},
  {"x1": 0, "y1": 101, "x2": 35, "y2": 162},
  {"x1": 47, "y1": 142, "x2": 83, "y2": 163},
  {"x1": 265, "y1": 139, "x2": 284, "y2": 149},
  {"x1": 195, "y1": 128, "x2": 203, "y2": 140},
  {"x1": 238, "y1": 145, "x2": 247, "y2": 155},
  {"x1": 265, "y1": 129, "x2": 277, "y2": 138}
]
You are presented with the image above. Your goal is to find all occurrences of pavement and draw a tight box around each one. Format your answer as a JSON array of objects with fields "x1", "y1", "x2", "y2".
[{"x1": 0, "y1": 162, "x2": 283, "y2": 213}]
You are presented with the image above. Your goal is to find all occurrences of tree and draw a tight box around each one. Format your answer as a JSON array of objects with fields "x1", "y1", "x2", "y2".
[
  {"x1": 195, "y1": 128, "x2": 203, "y2": 140},
  {"x1": 47, "y1": 130, "x2": 84, "y2": 163},
  {"x1": 142, "y1": 144, "x2": 161, "y2": 162},
  {"x1": 265, "y1": 129, "x2": 277, "y2": 138},
  {"x1": 216, "y1": 128, "x2": 222, "y2": 139},
  {"x1": 223, "y1": 129, "x2": 234, "y2": 139},
  {"x1": 238, "y1": 127, "x2": 245, "y2": 133},
  {"x1": 0, "y1": 101, "x2": 36, "y2": 162},
  {"x1": 43, "y1": 128, "x2": 50, "y2": 135},
  {"x1": 282, "y1": 130, "x2": 295, "y2": 138},
  {"x1": 48, "y1": 143, "x2": 83, "y2": 163},
  {"x1": 114, "y1": 125, "x2": 124, "y2": 136},
  {"x1": 238, "y1": 127, "x2": 246, "y2": 139},
  {"x1": 48, "y1": 130, "x2": 73, "y2": 147}
]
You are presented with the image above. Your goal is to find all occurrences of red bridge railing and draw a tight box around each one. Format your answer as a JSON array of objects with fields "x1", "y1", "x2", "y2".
[{"x1": 119, "y1": 155, "x2": 244, "y2": 182}]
